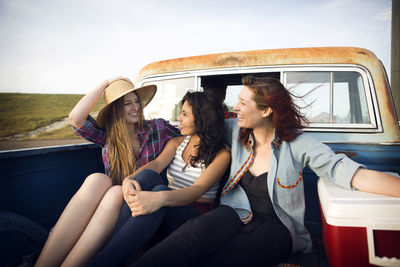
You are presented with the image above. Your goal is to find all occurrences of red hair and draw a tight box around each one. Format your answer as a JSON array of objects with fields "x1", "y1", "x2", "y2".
[{"x1": 239, "y1": 76, "x2": 308, "y2": 147}]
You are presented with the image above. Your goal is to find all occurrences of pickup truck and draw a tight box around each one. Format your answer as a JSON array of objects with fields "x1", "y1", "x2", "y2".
[{"x1": 1, "y1": 47, "x2": 399, "y2": 266}]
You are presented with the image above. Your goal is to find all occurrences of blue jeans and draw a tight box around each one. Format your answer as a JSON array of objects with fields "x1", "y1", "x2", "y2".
[{"x1": 89, "y1": 169, "x2": 202, "y2": 266}]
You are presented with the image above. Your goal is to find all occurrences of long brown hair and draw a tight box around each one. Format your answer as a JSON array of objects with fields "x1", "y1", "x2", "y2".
[
  {"x1": 239, "y1": 76, "x2": 308, "y2": 146},
  {"x1": 102, "y1": 93, "x2": 144, "y2": 185}
]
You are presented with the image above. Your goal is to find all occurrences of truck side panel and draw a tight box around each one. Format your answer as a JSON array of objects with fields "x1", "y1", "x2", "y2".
[{"x1": 0, "y1": 144, "x2": 103, "y2": 265}]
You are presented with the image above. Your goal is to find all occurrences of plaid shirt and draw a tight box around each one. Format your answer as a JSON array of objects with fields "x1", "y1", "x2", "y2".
[{"x1": 73, "y1": 115, "x2": 180, "y2": 176}]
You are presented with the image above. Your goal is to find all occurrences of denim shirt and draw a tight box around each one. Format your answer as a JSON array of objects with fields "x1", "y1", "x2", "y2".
[{"x1": 220, "y1": 119, "x2": 363, "y2": 254}]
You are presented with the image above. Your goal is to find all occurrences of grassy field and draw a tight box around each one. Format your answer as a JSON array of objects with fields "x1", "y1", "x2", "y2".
[{"x1": 0, "y1": 93, "x2": 104, "y2": 139}]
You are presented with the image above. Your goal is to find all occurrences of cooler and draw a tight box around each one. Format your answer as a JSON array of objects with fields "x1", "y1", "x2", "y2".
[{"x1": 317, "y1": 177, "x2": 400, "y2": 267}]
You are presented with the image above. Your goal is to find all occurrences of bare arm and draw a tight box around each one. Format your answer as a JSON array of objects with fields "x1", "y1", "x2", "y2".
[
  {"x1": 68, "y1": 76, "x2": 130, "y2": 128},
  {"x1": 129, "y1": 148, "x2": 231, "y2": 216},
  {"x1": 122, "y1": 137, "x2": 182, "y2": 203},
  {"x1": 351, "y1": 168, "x2": 400, "y2": 197}
]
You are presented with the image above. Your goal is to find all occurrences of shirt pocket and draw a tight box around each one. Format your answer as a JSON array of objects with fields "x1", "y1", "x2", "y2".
[{"x1": 274, "y1": 171, "x2": 304, "y2": 209}]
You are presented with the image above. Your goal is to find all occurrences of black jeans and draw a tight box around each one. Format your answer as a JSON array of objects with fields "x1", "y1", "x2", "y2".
[{"x1": 131, "y1": 205, "x2": 292, "y2": 267}]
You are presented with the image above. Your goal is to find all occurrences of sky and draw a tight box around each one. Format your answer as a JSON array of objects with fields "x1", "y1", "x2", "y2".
[{"x1": 0, "y1": 0, "x2": 392, "y2": 94}]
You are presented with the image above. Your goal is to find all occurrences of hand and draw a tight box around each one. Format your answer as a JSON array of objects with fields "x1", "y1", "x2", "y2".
[
  {"x1": 122, "y1": 178, "x2": 141, "y2": 204},
  {"x1": 101, "y1": 76, "x2": 132, "y2": 92},
  {"x1": 127, "y1": 190, "x2": 164, "y2": 217},
  {"x1": 107, "y1": 76, "x2": 132, "y2": 85}
]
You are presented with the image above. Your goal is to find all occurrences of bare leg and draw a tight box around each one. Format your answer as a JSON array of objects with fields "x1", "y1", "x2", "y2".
[
  {"x1": 35, "y1": 173, "x2": 112, "y2": 267},
  {"x1": 61, "y1": 185, "x2": 123, "y2": 267}
]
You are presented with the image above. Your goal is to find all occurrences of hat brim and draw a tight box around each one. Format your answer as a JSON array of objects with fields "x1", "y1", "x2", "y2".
[{"x1": 96, "y1": 84, "x2": 157, "y2": 128}]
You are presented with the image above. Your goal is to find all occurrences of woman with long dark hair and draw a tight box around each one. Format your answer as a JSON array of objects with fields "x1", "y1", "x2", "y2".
[
  {"x1": 132, "y1": 76, "x2": 400, "y2": 267},
  {"x1": 89, "y1": 91, "x2": 230, "y2": 266}
]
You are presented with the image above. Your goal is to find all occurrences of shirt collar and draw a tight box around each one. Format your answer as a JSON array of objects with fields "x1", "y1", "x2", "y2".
[
  {"x1": 247, "y1": 129, "x2": 281, "y2": 149},
  {"x1": 271, "y1": 129, "x2": 281, "y2": 149}
]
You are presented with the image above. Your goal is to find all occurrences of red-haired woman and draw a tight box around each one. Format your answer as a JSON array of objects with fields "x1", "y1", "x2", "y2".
[{"x1": 132, "y1": 76, "x2": 400, "y2": 267}]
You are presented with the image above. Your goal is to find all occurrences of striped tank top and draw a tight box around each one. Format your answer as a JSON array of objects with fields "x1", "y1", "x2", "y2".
[{"x1": 167, "y1": 135, "x2": 219, "y2": 200}]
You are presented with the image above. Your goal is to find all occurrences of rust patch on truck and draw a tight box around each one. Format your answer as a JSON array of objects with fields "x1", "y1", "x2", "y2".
[
  {"x1": 134, "y1": 47, "x2": 400, "y2": 143},
  {"x1": 135, "y1": 47, "x2": 379, "y2": 82}
]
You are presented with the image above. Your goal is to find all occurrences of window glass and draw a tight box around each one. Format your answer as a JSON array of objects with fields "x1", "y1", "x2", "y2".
[
  {"x1": 142, "y1": 77, "x2": 195, "y2": 123},
  {"x1": 333, "y1": 72, "x2": 370, "y2": 124},
  {"x1": 286, "y1": 71, "x2": 370, "y2": 125},
  {"x1": 286, "y1": 72, "x2": 330, "y2": 123},
  {"x1": 224, "y1": 85, "x2": 242, "y2": 111},
  {"x1": 332, "y1": 77, "x2": 350, "y2": 123}
]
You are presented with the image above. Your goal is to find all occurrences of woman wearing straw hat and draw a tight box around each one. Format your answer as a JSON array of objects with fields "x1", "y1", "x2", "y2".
[{"x1": 35, "y1": 77, "x2": 180, "y2": 267}]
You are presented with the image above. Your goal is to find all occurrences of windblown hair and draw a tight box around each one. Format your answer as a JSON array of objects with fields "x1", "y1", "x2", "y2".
[
  {"x1": 182, "y1": 91, "x2": 225, "y2": 168},
  {"x1": 239, "y1": 76, "x2": 308, "y2": 146},
  {"x1": 102, "y1": 93, "x2": 144, "y2": 185}
]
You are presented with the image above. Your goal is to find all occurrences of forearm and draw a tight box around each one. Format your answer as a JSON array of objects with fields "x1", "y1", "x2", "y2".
[
  {"x1": 158, "y1": 186, "x2": 205, "y2": 207},
  {"x1": 125, "y1": 160, "x2": 165, "y2": 182},
  {"x1": 69, "y1": 81, "x2": 107, "y2": 128},
  {"x1": 156, "y1": 148, "x2": 230, "y2": 207},
  {"x1": 351, "y1": 168, "x2": 400, "y2": 197}
]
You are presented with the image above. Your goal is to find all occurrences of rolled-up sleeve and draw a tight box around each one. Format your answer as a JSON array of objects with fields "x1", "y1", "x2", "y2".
[
  {"x1": 72, "y1": 115, "x2": 106, "y2": 146},
  {"x1": 292, "y1": 134, "x2": 364, "y2": 190}
]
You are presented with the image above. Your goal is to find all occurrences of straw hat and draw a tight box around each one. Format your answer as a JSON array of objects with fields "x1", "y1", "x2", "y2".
[{"x1": 96, "y1": 79, "x2": 157, "y2": 128}]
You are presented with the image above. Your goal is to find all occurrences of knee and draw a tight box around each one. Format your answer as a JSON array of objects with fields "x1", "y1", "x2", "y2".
[
  {"x1": 151, "y1": 184, "x2": 170, "y2": 192},
  {"x1": 135, "y1": 169, "x2": 164, "y2": 190},
  {"x1": 138, "y1": 169, "x2": 159, "y2": 176},
  {"x1": 102, "y1": 185, "x2": 124, "y2": 210},
  {"x1": 80, "y1": 173, "x2": 112, "y2": 195},
  {"x1": 135, "y1": 169, "x2": 160, "y2": 182}
]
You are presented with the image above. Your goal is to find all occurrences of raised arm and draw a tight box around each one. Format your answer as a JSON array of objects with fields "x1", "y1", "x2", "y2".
[
  {"x1": 130, "y1": 148, "x2": 230, "y2": 216},
  {"x1": 68, "y1": 76, "x2": 130, "y2": 128},
  {"x1": 351, "y1": 168, "x2": 400, "y2": 197}
]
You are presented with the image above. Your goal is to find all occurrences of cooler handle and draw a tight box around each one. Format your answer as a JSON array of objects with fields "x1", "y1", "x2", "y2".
[{"x1": 366, "y1": 225, "x2": 400, "y2": 267}]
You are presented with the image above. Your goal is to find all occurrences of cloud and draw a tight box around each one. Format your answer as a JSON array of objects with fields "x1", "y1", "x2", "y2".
[{"x1": 377, "y1": 7, "x2": 391, "y2": 21}]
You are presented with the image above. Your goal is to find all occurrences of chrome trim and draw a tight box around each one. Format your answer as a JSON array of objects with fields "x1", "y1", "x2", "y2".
[{"x1": 330, "y1": 72, "x2": 334, "y2": 123}]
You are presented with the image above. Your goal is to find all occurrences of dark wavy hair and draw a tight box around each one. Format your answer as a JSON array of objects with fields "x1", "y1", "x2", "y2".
[
  {"x1": 182, "y1": 91, "x2": 225, "y2": 167},
  {"x1": 239, "y1": 76, "x2": 308, "y2": 146}
]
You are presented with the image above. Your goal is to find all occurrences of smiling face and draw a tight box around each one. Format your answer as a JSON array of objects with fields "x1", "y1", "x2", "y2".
[
  {"x1": 122, "y1": 91, "x2": 141, "y2": 124},
  {"x1": 177, "y1": 101, "x2": 196, "y2": 136},
  {"x1": 234, "y1": 85, "x2": 271, "y2": 129}
]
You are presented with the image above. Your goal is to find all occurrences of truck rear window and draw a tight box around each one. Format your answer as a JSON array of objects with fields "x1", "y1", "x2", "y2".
[{"x1": 286, "y1": 71, "x2": 371, "y2": 126}]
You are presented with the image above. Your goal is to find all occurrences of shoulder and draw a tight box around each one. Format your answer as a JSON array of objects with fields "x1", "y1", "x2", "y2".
[
  {"x1": 142, "y1": 119, "x2": 169, "y2": 132},
  {"x1": 285, "y1": 132, "x2": 334, "y2": 162},
  {"x1": 144, "y1": 119, "x2": 178, "y2": 131},
  {"x1": 288, "y1": 132, "x2": 319, "y2": 147},
  {"x1": 143, "y1": 118, "x2": 166, "y2": 128},
  {"x1": 213, "y1": 146, "x2": 231, "y2": 161},
  {"x1": 217, "y1": 147, "x2": 231, "y2": 158},
  {"x1": 168, "y1": 136, "x2": 186, "y2": 147}
]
